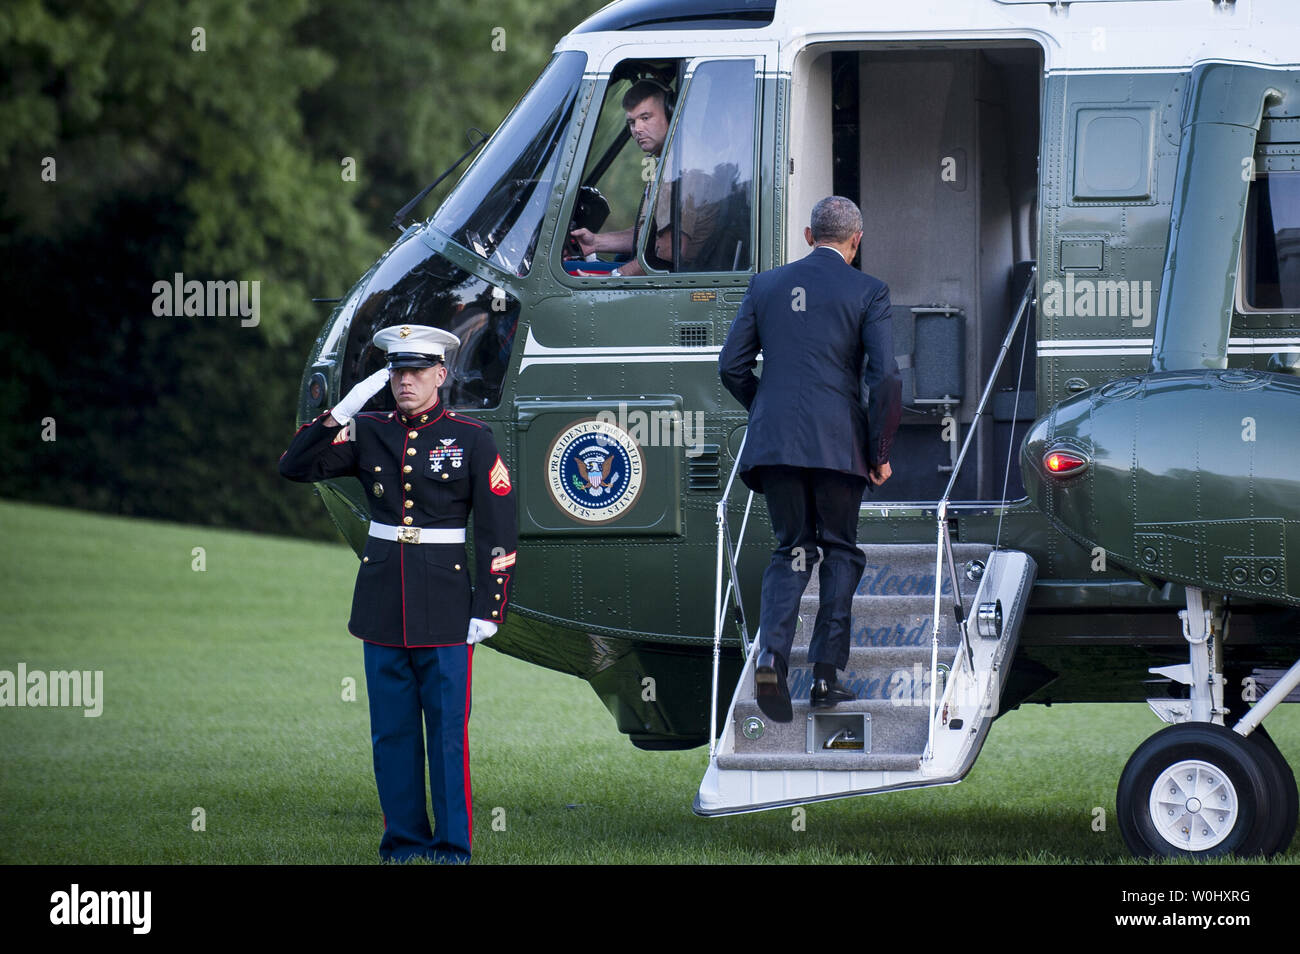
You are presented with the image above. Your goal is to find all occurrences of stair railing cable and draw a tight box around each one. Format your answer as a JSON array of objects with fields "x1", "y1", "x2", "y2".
[
  {"x1": 710, "y1": 432, "x2": 754, "y2": 760},
  {"x1": 994, "y1": 275, "x2": 1035, "y2": 552},
  {"x1": 924, "y1": 266, "x2": 1037, "y2": 763}
]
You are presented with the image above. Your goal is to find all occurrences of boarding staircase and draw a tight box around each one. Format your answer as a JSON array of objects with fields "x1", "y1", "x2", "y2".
[
  {"x1": 695, "y1": 269, "x2": 1039, "y2": 816},
  {"x1": 695, "y1": 542, "x2": 1035, "y2": 814}
]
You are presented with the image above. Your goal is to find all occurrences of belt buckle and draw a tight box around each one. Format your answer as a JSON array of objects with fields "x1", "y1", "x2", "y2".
[{"x1": 396, "y1": 527, "x2": 421, "y2": 545}]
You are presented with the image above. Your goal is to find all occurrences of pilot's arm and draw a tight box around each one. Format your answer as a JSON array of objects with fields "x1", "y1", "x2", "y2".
[
  {"x1": 570, "y1": 227, "x2": 633, "y2": 257},
  {"x1": 569, "y1": 226, "x2": 648, "y2": 277}
]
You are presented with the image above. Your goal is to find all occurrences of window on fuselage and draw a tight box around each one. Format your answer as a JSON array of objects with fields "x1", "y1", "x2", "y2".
[{"x1": 1242, "y1": 172, "x2": 1300, "y2": 311}]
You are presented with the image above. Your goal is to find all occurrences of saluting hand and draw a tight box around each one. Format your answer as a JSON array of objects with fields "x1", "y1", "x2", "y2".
[{"x1": 329, "y1": 367, "x2": 391, "y2": 426}]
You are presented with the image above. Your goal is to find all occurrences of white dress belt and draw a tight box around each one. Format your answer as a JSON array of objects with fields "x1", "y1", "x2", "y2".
[{"x1": 368, "y1": 521, "x2": 466, "y2": 544}]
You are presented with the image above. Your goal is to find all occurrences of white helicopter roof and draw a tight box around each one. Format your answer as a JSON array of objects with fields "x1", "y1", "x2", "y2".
[{"x1": 556, "y1": 0, "x2": 1300, "y2": 75}]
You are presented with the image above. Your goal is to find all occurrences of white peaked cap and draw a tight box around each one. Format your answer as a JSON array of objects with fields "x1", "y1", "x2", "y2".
[{"x1": 372, "y1": 324, "x2": 461, "y2": 368}]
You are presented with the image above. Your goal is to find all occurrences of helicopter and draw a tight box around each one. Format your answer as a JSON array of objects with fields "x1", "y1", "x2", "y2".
[{"x1": 289, "y1": 0, "x2": 1300, "y2": 858}]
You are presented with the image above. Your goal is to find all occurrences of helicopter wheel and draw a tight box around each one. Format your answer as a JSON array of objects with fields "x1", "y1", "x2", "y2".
[{"x1": 1117, "y1": 722, "x2": 1285, "y2": 858}]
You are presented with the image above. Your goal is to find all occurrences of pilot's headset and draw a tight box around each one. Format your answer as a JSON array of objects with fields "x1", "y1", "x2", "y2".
[{"x1": 632, "y1": 75, "x2": 676, "y2": 122}]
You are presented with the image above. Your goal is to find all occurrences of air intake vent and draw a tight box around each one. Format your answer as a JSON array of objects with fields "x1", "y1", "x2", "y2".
[
  {"x1": 678, "y1": 323, "x2": 710, "y2": 348},
  {"x1": 688, "y1": 444, "x2": 722, "y2": 492}
]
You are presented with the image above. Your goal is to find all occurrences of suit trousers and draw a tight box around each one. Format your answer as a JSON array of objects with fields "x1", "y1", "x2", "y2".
[
  {"x1": 756, "y1": 466, "x2": 867, "y2": 672},
  {"x1": 362, "y1": 640, "x2": 473, "y2": 863}
]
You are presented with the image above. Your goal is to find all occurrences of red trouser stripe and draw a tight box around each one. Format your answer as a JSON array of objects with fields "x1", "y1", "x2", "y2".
[{"x1": 464, "y1": 643, "x2": 474, "y2": 845}]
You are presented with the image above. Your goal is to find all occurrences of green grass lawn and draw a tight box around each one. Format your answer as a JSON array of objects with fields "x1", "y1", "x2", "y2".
[{"x1": 0, "y1": 498, "x2": 1295, "y2": 864}]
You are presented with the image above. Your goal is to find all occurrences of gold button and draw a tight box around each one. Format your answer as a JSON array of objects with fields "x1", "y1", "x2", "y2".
[
  {"x1": 403, "y1": 465, "x2": 412, "y2": 474},
  {"x1": 420, "y1": 415, "x2": 428, "y2": 423},
  {"x1": 491, "y1": 611, "x2": 498, "y2": 618},
  {"x1": 408, "y1": 430, "x2": 418, "y2": 439},
  {"x1": 404, "y1": 483, "x2": 412, "y2": 491},
  {"x1": 403, "y1": 516, "x2": 413, "y2": 526},
  {"x1": 363, "y1": 556, "x2": 370, "y2": 564},
  {"x1": 454, "y1": 564, "x2": 462, "y2": 571},
  {"x1": 496, "y1": 577, "x2": 503, "y2": 584},
  {"x1": 373, "y1": 465, "x2": 382, "y2": 473},
  {"x1": 407, "y1": 448, "x2": 416, "y2": 457},
  {"x1": 494, "y1": 594, "x2": 500, "y2": 601},
  {"x1": 404, "y1": 500, "x2": 413, "y2": 509},
  {"x1": 449, "y1": 412, "x2": 456, "y2": 417},
  {"x1": 441, "y1": 473, "x2": 449, "y2": 480}
]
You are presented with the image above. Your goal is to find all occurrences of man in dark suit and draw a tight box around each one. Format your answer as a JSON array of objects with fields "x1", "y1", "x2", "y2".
[{"x1": 718, "y1": 196, "x2": 901, "y2": 723}]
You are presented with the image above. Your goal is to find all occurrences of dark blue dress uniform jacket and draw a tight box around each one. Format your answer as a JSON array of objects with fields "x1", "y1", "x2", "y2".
[
  {"x1": 279, "y1": 402, "x2": 517, "y2": 648},
  {"x1": 718, "y1": 246, "x2": 902, "y2": 492}
]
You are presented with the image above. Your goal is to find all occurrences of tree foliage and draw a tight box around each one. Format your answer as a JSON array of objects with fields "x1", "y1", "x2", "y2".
[{"x1": 0, "y1": 0, "x2": 602, "y2": 537}]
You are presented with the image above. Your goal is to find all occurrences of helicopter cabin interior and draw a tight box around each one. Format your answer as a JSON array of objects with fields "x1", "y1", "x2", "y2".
[{"x1": 788, "y1": 43, "x2": 1043, "y2": 505}]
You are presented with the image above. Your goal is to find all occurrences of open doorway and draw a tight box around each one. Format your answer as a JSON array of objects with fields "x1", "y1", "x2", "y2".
[{"x1": 788, "y1": 43, "x2": 1041, "y2": 503}]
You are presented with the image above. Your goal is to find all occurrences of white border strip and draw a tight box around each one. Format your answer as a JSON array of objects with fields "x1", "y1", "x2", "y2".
[
  {"x1": 519, "y1": 327, "x2": 724, "y2": 372},
  {"x1": 1038, "y1": 337, "x2": 1300, "y2": 358}
]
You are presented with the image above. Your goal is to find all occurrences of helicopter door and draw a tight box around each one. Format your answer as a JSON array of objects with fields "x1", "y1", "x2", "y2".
[{"x1": 514, "y1": 51, "x2": 768, "y2": 539}]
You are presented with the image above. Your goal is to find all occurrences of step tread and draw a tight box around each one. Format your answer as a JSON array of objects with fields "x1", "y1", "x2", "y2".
[
  {"x1": 734, "y1": 697, "x2": 933, "y2": 716},
  {"x1": 717, "y1": 752, "x2": 923, "y2": 773}
]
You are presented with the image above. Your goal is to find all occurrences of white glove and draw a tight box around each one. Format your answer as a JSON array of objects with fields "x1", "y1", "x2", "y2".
[
  {"x1": 331, "y1": 367, "x2": 390, "y2": 425},
  {"x1": 467, "y1": 619, "x2": 498, "y2": 644}
]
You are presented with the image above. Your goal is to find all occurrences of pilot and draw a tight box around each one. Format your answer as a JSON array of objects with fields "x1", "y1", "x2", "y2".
[
  {"x1": 279, "y1": 324, "x2": 518, "y2": 864},
  {"x1": 569, "y1": 78, "x2": 673, "y2": 277}
]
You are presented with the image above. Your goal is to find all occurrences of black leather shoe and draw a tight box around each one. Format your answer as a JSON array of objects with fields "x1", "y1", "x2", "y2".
[
  {"x1": 810, "y1": 677, "x2": 855, "y2": 709},
  {"x1": 754, "y1": 651, "x2": 792, "y2": 723}
]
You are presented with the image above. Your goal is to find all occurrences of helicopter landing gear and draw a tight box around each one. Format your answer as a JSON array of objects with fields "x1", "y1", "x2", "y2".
[
  {"x1": 1117, "y1": 722, "x2": 1290, "y2": 857},
  {"x1": 1122, "y1": 587, "x2": 1297, "y2": 857}
]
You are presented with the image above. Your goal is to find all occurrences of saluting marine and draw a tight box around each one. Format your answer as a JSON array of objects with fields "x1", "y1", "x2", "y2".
[{"x1": 279, "y1": 323, "x2": 517, "y2": 864}]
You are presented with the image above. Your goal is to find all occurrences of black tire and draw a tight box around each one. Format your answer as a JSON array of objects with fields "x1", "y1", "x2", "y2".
[
  {"x1": 1223, "y1": 683, "x2": 1299, "y2": 856},
  {"x1": 1243, "y1": 726, "x2": 1298, "y2": 857},
  {"x1": 1117, "y1": 723, "x2": 1277, "y2": 858}
]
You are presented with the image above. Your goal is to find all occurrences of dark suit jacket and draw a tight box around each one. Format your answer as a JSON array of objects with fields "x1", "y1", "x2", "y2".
[{"x1": 718, "y1": 245, "x2": 902, "y2": 492}]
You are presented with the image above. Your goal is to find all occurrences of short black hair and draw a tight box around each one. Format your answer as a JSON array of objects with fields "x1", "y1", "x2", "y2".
[{"x1": 622, "y1": 80, "x2": 668, "y2": 114}]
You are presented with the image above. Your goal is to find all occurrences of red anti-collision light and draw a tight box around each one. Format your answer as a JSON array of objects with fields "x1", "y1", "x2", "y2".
[{"x1": 1043, "y1": 450, "x2": 1088, "y2": 475}]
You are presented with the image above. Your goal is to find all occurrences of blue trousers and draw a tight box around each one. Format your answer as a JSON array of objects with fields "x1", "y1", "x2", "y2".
[
  {"x1": 362, "y1": 641, "x2": 473, "y2": 863},
  {"x1": 756, "y1": 466, "x2": 867, "y2": 671}
]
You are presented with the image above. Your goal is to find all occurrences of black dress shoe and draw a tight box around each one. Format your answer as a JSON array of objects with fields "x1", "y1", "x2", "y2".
[
  {"x1": 810, "y1": 677, "x2": 855, "y2": 709},
  {"x1": 754, "y1": 651, "x2": 792, "y2": 723}
]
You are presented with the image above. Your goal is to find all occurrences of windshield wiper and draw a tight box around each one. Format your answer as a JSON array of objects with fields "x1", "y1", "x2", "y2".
[{"x1": 390, "y1": 128, "x2": 489, "y2": 232}]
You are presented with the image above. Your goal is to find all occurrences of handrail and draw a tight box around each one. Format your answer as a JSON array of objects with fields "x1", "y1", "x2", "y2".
[
  {"x1": 710, "y1": 433, "x2": 754, "y2": 759},
  {"x1": 924, "y1": 267, "x2": 1036, "y2": 762}
]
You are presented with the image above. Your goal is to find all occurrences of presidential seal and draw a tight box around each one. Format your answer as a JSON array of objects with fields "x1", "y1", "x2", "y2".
[{"x1": 546, "y1": 419, "x2": 644, "y2": 523}]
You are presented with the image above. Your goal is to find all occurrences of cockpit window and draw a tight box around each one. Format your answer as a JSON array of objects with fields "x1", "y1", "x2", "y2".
[
  {"x1": 343, "y1": 234, "x2": 521, "y2": 411},
  {"x1": 559, "y1": 57, "x2": 756, "y2": 278},
  {"x1": 644, "y1": 58, "x2": 756, "y2": 272},
  {"x1": 432, "y1": 50, "x2": 587, "y2": 277}
]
